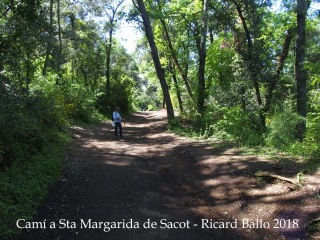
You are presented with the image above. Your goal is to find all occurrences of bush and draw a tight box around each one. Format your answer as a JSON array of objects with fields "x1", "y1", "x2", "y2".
[
  {"x1": 266, "y1": 108, "x2": 303, "y2": 150},
  {"x1": 171, "y1": 106, "x2": 264, "y2": 145},
  {"x1": 0, "y1": 86, "x2": 67, "y2": 167},
  {"x1": 214, "y1": 107, "x2": 265, "y2": 146},
  {"x1": 62, "y1": 84, "x2": 103, "y2": 123},
  {"x1": 0, "y1": 133, "x2": 69, "y2": 240},
  {"x1": 291, "y1": 112, "x2": 320, "y2": 158}
]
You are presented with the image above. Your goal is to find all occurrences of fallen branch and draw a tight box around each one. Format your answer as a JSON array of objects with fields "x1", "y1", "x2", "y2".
[
  {"x1": 254, "y1": 171, "x2": 302, "y2": 188},
  {"x1": 307, "y1": 218, "x2": 320, "y2": 231},
  {"x1": 308, "y1": 218, "x2": 320, "y2": 224}
]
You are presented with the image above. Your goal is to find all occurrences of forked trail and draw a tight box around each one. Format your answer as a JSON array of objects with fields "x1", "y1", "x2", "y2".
[{"x1": 18, "y1": 110, "x2": 320, "y2": 240}]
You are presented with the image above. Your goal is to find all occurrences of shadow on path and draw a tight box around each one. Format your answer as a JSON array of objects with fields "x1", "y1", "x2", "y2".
[{"x1": 16, "y1": 111, "x2": 320, "y2": 240}]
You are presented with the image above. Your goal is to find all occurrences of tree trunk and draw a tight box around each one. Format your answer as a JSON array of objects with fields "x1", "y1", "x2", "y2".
[
  {"x1": 197, "y1": 0, "x2": 209, "y2": 116},
  {"x1": 104, "y1": 0, "x2": 124, "y2": 99},
  {"x1": 80, "y1": 64, "x2": 88, "y2": 85},
  {"x1": 70, "y1": 14, "x2": 76, "y2": 83},
  {"x1": 106, "y1": 28, "x2": 113, "y2": 97},
  {"x1": 169, "y1": 62, "x2": 184, "y2": 113},
  {"x1": 234, "y1": 0, "x2": 264, "y2": 127},
  {"x1": 156, "y1": 5, "x2": 194, "y2": 103},
  {"x1": 295, "y1": 0, "x2": 308, "y2": 140},
  {"x1": 43, "y1": 0, "x2": 53, "y2": 75},
  {"x1": 24, "y1": 48, "x2": 32, "y2": 96},
  {"x1": 264, "y1": 28, "x2": 294, "y2": 114},
  {"x1": 134, "y1": 0, "x2": 175, "y2": 121},
  {"x1": 56, "y1": 0, "x2": 62, "y2": 83}
]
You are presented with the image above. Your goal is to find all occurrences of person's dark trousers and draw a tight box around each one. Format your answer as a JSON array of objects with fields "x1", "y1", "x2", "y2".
[{"x1": 115, "y1": 122, "x2": 122, "y2": 137}]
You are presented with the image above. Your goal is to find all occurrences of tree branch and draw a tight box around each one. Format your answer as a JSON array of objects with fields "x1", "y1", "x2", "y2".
[{"x1": 263, "y1": 28, "x2": 295, "y2": 113}]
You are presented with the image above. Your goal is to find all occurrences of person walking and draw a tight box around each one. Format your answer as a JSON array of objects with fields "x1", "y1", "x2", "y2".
[{"x1": 113, "y1": 106, "x2": 124, "y2": 138}]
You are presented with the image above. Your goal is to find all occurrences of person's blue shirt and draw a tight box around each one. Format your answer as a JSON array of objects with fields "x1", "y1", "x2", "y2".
[{"x1": 113, "y1": 111, "x2": 122, "y2": 123}]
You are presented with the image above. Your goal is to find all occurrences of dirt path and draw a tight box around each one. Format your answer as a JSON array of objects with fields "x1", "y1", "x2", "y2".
[{"x1": 17, "y1": 110, "x2": 319, "y2": 240}]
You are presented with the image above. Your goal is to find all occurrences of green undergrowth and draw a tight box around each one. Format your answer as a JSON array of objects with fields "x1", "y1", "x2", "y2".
[
  {"x1": 0, "y1": 132, "x2": 71, "y2": 240},
  {"x1": 169, "y1": 117, "x2": 319, "y2": 173},
  {"x1": 168, "y1": 119, "x2": 200, "y2": 139}
]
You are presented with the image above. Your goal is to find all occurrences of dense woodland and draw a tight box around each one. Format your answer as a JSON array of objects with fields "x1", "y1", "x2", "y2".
[
  {"x1": 1, "y1": 0, "x2": 319, "y2": 163},
  {"x1": 133, "y1": 0, "x2": 320, "y2": 156},
  {"x1": 0, "y1": 0, "x2": 319, "y2": 238}
]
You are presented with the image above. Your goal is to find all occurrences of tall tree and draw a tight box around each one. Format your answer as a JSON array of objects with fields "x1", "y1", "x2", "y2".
[
  {"x1": 57, "y1": 0, "x2": 63, "y2": 79},
  {"x1": 43, "y1": 0, "x2": 54, "y2": 75},
  {"x1": 104, "y1": 0, "x2": 125, "y2": 97},
  {"x1": 134, "y1": 0, "x2": 175, "y2": 121},
  {"x1": 232, "y1": 0, "x2": 264, "y2": 126},
  {"x1": 155, "y1": 0, "x2": 195, "y2": 104},
  {"x1": 168, "y1": 61, "x2": 184, "y2": 113},
  {"x1": 197, "y1": 0, "x2": 209, "y2": 115},
  {"x1": 295, "y1": 0, "x2": 309, "y2": 140},
  {"x1": 84, "y1": 0, "x2": 125, "y2": 110},
  {"x1": 263, "y1": 28, "x2": 295, "y2": 115}
]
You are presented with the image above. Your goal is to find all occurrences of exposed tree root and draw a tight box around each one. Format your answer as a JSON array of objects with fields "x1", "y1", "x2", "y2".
[{"x1": 254, "y1": 171, "x2": 302, "y2": 189}]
